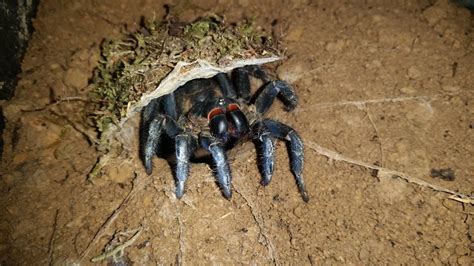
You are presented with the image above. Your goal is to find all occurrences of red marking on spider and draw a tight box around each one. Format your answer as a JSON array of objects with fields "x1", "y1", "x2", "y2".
[
  {"x1": 227, "y1": 103, "x2": 240, "y2": 112},
  {"x1": 207, "y1": 108, "x2": 224, "y2": 120}
]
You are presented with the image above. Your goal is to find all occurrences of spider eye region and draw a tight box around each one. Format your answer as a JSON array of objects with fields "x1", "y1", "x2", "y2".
[{"x1": 207, "y1": 104, "x2": 249, "y2": 141}]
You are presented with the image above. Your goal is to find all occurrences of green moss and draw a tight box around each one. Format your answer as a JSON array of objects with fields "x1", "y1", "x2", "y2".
[{"x1": 89, "y1": 16, "x2": 280, "y2": 139}]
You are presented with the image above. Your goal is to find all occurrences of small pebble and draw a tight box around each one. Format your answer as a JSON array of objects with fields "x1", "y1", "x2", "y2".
[
  {"x1": 63, "y1": 68, "x2": 89, "y2": 89},
  {"x1": 407, "y1": 66, "x2": 421, "y2": 79},
  {"x1": 399, "y1": 86, "x2": 417, "y2": 94}
]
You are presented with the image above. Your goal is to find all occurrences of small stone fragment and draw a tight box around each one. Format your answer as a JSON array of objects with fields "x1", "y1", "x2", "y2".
[
  {"x1": 63, "y1": 68, "x2": 89, "y2": 89},
  {"x1": 422, "y1": 6, "x2": 447, "y2": 26},
  {"x1": 399, "y1": 86, "x2": 417, "y2": 94},
  {"x1": 407, "y1": 66, "x2": 421, "y2": 80},
  {"x1": 441, "y1": 85, "x2": 460, "y2": 92}
]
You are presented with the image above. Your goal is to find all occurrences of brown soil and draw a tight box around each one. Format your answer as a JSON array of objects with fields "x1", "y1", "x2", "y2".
[{"x1": 1, "y1": 0, "x2": 473, "y2": 265}]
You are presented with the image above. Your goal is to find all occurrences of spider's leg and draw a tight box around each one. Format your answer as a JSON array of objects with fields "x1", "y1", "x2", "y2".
[
  {"x1": 200, "y1": 135, "x2": 232, "y2": 199},
  {"x1": 254, "y1": 119, "x2": 309, "y2": 202},
  {"x1": 175, "y1": 134, "x2": 195, "y2": 199},
  {"x1": 244, "y1": 65, "x2": 271, "y2": 83},
  {"x1": 255, "y1": 80, "x2": 298, "y2": 115},
  {"x1": 140, "y1": 98, "x2": 165, "y2": 175},
  {"x1": 254, "y1": 130, "x2": 276, "y2": 186},
  {"x1": 161, "y1": 92, "x2": 179, "y2": 120},
  {"x1": 231, "y1": 67, "x2": 251, "y2": 102},
  {"x1": 214, "y1": 72, "x2": 237, "y2": 98}
]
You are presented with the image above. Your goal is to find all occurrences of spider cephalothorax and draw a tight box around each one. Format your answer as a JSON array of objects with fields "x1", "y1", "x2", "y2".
[{"x1": 140, "y1": 65, "x2": 309, "y2": 202}]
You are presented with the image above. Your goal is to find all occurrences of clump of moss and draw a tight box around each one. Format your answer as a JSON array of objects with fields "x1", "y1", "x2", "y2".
[{"x1": 89, "y1": 16, "x2": 280, "y2": 137}]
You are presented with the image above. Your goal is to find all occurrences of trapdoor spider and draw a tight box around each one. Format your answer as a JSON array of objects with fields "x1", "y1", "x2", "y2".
[{"x1": 140, "y1": 65, "x2": 309, "y2": 202}]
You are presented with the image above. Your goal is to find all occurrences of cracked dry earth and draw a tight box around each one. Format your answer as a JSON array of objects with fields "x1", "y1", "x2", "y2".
[{"x1": 1, "y1": 0, "x2": 473, "y2": 265}]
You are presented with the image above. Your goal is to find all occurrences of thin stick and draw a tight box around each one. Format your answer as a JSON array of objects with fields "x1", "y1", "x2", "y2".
[
  {"x1": 298, "y1": 92, "x2": 466, "y2": 111},
  {"x1": 91, "y1": 228, "x2": 143, "y2": 262},
  {"x1": 79, "y1": 173, "x2": 150, "y2": 262},
  {"x1": 47, "y1": 209, "x2": 59, "y2": 266},
  {"x1": 364, "y1": 105, "x2": 384, "y2": 166},
  {"x1": 306, "y1": 141, "x2": 473, "y2": 201}
]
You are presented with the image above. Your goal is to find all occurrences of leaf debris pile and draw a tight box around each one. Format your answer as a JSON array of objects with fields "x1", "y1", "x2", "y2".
[{"x1": 89, "y1": 16, "x2": 280, "y2": 134}]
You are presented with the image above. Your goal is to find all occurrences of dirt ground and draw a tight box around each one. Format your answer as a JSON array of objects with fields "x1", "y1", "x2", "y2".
[{"x1": 1, "y1": 0, "x2": 473, "y2": 264}]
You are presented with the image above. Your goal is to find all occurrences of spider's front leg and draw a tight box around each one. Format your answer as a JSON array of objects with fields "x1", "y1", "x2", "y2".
[
  {"x1": 200, "y1": 135, "x2": 233, "y2": 199},
  {"x1": 175, "y1": 133, "x2": 195, "y2": 198},
  {"x1": 253, "y1": 119, "x2": 309, "y2": 202},
  {"x1": 141, "y1": 94, "x2": 198, "y2": 199},
  {"x1": 231, "y1": 65, "x2": 298, "y2": 114},
  {"x1": 255, "y1": 80, "x2": 298, "y2": 114},
  {"x1": 140, "y1": 98, "x2": 166, "y2": 175}
]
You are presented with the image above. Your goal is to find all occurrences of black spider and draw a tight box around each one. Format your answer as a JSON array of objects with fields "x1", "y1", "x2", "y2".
[{"x1": 140, "y1": 65, "x2": 309, "y2": 202}]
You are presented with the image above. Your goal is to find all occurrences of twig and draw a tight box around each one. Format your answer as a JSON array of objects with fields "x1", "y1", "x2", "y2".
[
  {"x1": 442, "y1": 199, "x2": 474, "y2": 215},
  {"x1": 364, "y1": 105, "x2": 384, "y2": 166},
  {"x1": 448, "y1": 195, "x2": 474, "y2": 205},
  {"x1": 216, "y1": 212, "x2": 233, "y2": 221},
  {"x1": 79, "y1": 173, "x2": 151, "y2": 262},
  {"x1": 306, "y1": 141, "x2": 474, "y2": 202},
  {"x1": 298, "y1": 92, "x2": 463, "y2": 111},
  {"x1": 234, "y1": 185, "x2": 280, "y2": 265},
  {"x1": 50, "y1": 109, "x2": 99, "y2": 146},
  {"x1": 91, "y1": 228, "x2": 143, "y2": 262},
  {"x1": 47, "y1": 209, "x2": 59, "y2": 266},
  {"x1": 21, "y1": 97, "x2": 90, "y2": 113}
]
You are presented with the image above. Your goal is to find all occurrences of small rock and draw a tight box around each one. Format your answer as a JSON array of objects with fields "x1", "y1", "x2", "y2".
[
  {"x1": 68, "y1": 48, "x2": 91, "y2": 67},
  {"x1": 276, "y1": 60, "x2": 306, "y2": 84},
  {"x1": 407, "y1": 66, "x2": 421, "y2": 80},
  {"x1": 422, "y1": 6, "x2": 447, "y2": 26},
  {"x1": 15, "y1": 117, "x2": 64, "y2": 151},
  {"x1": 105, "y1": 162, "x2": 133, "y2": 183},
  {"x1": 63, "y1": 68, "x2": 89, "y2": 89},
  {"x1": 12, "y1": 153, "x2": 28, "y2": 165},
  {"x1": 190, "y1": 0, "x2": 218, "y2": 10},
  {"x1": 325, "y1": 39, "x2": 345, "y2": 52},
  {"x1": 1, "y1": 174, "x2": 14, "y2": 187},
  {"x1": 285, "y1": 26, "x2": 304, "y2": 42},
  {"x1": 365, "y1": 59, "x2": 382, "y2": 69},
  {"x1": 437, "y1": 248, "x2": 451, "y2": 262},
  {"x1": 237, "y1": 0, "x2": 249, "y2": 7},
  {"x1": 399, "y1": 86, "x2": 417, "y2": 94},
  {"x1": 441, "y1": 85, "x2": 460, "y2": 92},
  {"x1": 293, "y1": 205, "x2": 304, "y2": 218},
  {"x1": 49, "y1": 63, "x2": 61, "y2": 70},
  {"x1": 51, "y1": 80, "x2": 76, "y2": 99},
  {"x1": 372, "y1": 14, "x2": 384, "y2": 23},
  {"x1": 457, "y1": 255, "x2": 473, "y2": 266}
]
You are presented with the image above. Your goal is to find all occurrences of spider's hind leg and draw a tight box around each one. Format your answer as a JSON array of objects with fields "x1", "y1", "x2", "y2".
[{"x1": 253, "y1": 119, "x2": 309, "y2": 202}]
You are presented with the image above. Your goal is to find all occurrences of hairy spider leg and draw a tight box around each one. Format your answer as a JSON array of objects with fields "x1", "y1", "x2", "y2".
[
  {"x1": 244, "y1": 65, "x2": 271, "y2": 83},
  {"x1": 253, "y1": 119, "x2": 309, "y2": 202},
  {"x1": 140, "y1": 93, "x2": 185, "y2": 175},
  {"x1": 255, "y1": 80, "x2": 298, "y2": 115},
  {"x1": 255, "y1": 131, "x2": 276, "y2": 186},
  {"x1": 161, "y1": 92, "x2": 179, "y2": 120},
  {"x1": 140, "y1": 98, "x2": 166, "y2": 175},
  {"x1": 200, "y1": 135, "x2": 233, "y2": 199},
  {"x1": 231, "y1": 67, "x2": 252, "y2": 101},
  {"x1": 214, "y1": 72, "x2": 237, "y2": 98},
  {"x1": 231, "y1": 65, "x2": 271, "y2": 102},
  {"x1": 175, "y1": 134, "x2": 195, "y2": 198}
]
